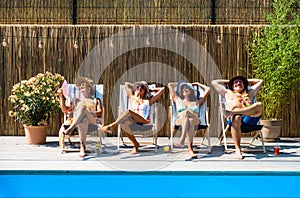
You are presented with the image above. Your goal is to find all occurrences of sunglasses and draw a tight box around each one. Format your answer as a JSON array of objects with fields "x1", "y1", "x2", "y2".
[
  {"x1": 136, "y1": 84, "x2": 146, "y2": 90},
  {"x1": 79, "y1": 82, "x2": 89, "y2": 89},
  {"x1": 233, "y1": 79, "x2": 244, "y2": 84},
  {"x1": 182, "y1": 85, "x2": 190, "y2": 90}
]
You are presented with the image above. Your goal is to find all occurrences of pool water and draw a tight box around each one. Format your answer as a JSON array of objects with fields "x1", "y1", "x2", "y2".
[{"x1": 1, "y1": 171, "x2": 299, "y2": 198}]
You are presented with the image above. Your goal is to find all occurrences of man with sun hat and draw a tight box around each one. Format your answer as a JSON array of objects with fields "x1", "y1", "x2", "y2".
[{"x1": 212, "y1": 76, "x2": 263, "y2": 160}]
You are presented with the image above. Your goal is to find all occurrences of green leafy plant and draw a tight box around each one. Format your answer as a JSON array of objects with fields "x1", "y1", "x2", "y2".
[
  {"x1": 249, "y1": 0, "x2": 300, "y2": 119},
  {"x1": 8, "y1": 72, "x2": 64, "y2": 126}
]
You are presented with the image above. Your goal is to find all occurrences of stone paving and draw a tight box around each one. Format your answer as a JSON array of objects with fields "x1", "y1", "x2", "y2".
[{"x1": 1, "y1": 136, "x2": 300, "y2": 172}]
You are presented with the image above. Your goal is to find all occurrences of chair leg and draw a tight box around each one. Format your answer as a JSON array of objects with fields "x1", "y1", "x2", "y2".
[
  {"x1": 219, "y1": 130, "x2": 224, "y2": 145},
  {"x1": 154, "y1": 133, "x2": 158, "y2": 152},
  {"x1": 199, "y1": 129, "x2": 211, "y2": 153},
  {"x1": 250, "y1": 131, "x2": 260, "y2": 145},
  {"x1": 97, "y1": 130, "x2": 103, "y2": 145},
  {"x1": 206, "y1": 128, "x2": 211, "y2": 153},
  {"x1": 248, "y1": 130, "x2": 265, "y2": 153},
  {"x1": 120, "y1": 132, "x2": 126, "y2": 146},
  {"x1": 170, "y1": 128, "x2": 173, "y2": 151},
  {"x1": 223, "y1": 125, "x2": 230, "y2": 152},
  {"x1": 117, "y1": 125, "x2": 120, "y2": 150},
  {"x1": 152, "y1": 135, "x2": 155, "y2": 145},
  {"x1": 259, "y1": 130, "x2": 266, "y2": 153},
  {"x1": 68, "y1": 136, "x2": 72, "y2": 144},
  {"x1": 170, "y1": 128, "x2": 177, "y2": 152},
  {"x1": 200, "y1": 131, "x2": 205, "y2": 144}
]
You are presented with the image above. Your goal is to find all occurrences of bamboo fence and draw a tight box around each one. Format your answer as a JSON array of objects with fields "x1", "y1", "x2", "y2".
[
  {"x1": 0, "y1": 25, "x2": 299, "y2": 138},
  {"x1": 0, "y1": 0, "x2": 273, "y2": 25}
]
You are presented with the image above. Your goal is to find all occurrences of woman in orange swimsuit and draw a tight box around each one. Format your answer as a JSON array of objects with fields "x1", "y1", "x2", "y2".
[{"x1": 61, "y1": 77, "x2": 104, "y2": 157}]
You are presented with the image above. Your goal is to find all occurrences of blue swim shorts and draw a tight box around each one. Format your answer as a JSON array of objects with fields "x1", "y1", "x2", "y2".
[{"x1": 227, "y1": 115, "x2": 260, "y2": 125}]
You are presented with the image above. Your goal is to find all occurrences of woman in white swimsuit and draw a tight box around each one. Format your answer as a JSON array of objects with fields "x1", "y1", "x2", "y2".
[{"x1": 101, "y1": 81, "x2": 165, "y2": 154}]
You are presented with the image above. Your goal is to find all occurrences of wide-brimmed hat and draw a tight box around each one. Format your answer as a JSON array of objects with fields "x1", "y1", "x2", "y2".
[
  {"x1": 134, "y1": 81, "x2": 151, "y2": 98},
  {"x1": 75, "y1": 76, "x2": 94, "y2": 92},
  {"x1": 176, "y1": 80, "x2": 195, "y2": 99},
  {"x1": 228, "y1": 76, "x2": 248, "y2": 91}
]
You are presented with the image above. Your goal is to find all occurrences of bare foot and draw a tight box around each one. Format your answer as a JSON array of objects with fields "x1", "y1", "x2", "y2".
[
  {"x1": 100, "y1": 125, "x2": 113, "y2": 134},
  {"x1": 79, "y1": 144, "x2": 87, "y2": 157},
  {"x1": 188, "y1": 150, "x2": 197, "y2": 159},
  {"x1": 79, "y1": 151, "x2": 87, "y2": 157},
  {"x1": 131, "y1": 147, "x2": 139, "y2": 154},
  {"x1": 130, "y1": 143, "x2": 140, "y2": 154},
  {"x1": 173, "y1": 141, "x2": 185, "y2": 148},
  {"x1": 234, "y1": 151, "x2": 243, "y2": 160}
]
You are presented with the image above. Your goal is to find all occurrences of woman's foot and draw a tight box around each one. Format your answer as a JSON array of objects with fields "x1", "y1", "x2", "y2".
[
  {"x1": 100, "y1": 125, "x2": 113, "y2": 134},
  {"x1": 130, "y1": 143, "x2": 140, "y2": 154},
  {"x1": 188, "y1": 150, "x2": 197, "y2": 159},
  {"x1": 79, "y1": 143, "x2": 87, "y2": 157},
  {"x1": 234, "y1": 150, "x2": 243, "y2": 160},
  {"x1": 173, "y1": 141, "x2": 185, "y2": 148}
]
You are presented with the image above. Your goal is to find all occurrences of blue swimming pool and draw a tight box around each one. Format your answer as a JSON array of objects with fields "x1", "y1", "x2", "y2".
[{"x1": 1, "y1": 171, "x2": 300, "y2": 198}]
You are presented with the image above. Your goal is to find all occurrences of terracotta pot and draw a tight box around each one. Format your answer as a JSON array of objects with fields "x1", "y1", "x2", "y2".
[
  {"x1": 260, "y1": 120, "x2": 281, "y2": 142},
  {"x1": 23, "y1": 125, "x2": 48, "y2": 144}
]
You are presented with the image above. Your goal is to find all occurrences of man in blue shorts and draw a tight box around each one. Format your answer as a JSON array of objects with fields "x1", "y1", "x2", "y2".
[{"x1": 212, "y1": 76, "x2": 263, "y2": 160}]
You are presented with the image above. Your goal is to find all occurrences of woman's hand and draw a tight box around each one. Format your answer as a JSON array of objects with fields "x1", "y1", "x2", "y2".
[{"x1": 149, "y1": 86, "x2": 165, "y2": 105}]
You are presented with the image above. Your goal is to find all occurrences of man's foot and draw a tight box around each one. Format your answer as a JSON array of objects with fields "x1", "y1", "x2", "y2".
[
  {"x1": 173, "y1": 141, "x2": 185, "y2": 148},
  {"x1": 100, "y1": 125, "x2": 113, "y2": 134},
  {"x1": 234, "y1": 151, "x2": 244, "y2": 160}
]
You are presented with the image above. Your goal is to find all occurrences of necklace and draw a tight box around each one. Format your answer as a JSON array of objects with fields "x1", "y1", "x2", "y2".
[{"x1": 234, "y1": 91, "x2": 251, "y2": 107}]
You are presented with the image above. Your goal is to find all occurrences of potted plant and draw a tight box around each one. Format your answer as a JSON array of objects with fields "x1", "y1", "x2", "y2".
[
  {"x1": 8, "y1": 71, "x2": 64, "y2": 144},
  {"x1": 249, "y1": 0, "x2": 300, "y2": 141}
]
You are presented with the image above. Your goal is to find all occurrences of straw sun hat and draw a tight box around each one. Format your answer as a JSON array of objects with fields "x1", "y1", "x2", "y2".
[
  {"x1": 75, "y1": 76, "x2": 94, "y2": 92},
  {"x1": 176, "y1": 80, "x2": 195, "y2": 99}
]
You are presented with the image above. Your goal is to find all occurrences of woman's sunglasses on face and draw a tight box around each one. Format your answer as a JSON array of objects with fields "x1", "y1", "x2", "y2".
[
  {"x1": 182, "y1": 85, "x2": 190, "y2": 90},
  {"x1": 79, "y1": 82, "x2": 88, "y2": 89},
  {"x1": 136, "y1": 84, "x2": 145, "y2": 90}
]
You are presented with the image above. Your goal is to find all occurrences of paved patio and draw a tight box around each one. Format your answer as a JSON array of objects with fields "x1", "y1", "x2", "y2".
[{"x1": 1, "y1": 135, "x2": 300, "y2": 172}]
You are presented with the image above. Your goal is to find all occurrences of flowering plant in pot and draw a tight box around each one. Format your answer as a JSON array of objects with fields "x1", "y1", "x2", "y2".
[
  {"x1": 249, "y1": 0, "x2": 300, "y2": 141},
  {"x1": 8, "y1": 72, "x2": 64, "y2": 144}
]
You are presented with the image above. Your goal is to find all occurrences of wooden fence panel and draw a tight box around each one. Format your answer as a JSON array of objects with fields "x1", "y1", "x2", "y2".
[
  {"x1": 0, "y1": 0, "x2": 273, "y2": 25},
  {"x1": 1, "y1": 25, "x2": 299, "y2": 138}
]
